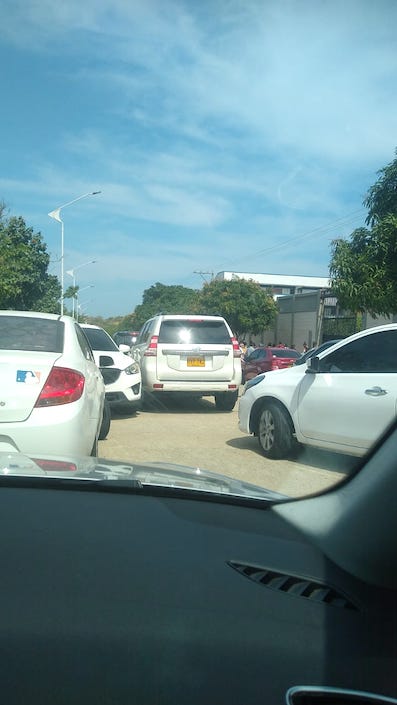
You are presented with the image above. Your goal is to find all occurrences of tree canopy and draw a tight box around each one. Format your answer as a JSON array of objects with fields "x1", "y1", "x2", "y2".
[
  {"x1": 196, "y1": 277, "x2": 277, "y2": 338},
  {"x1": 128, "y1": 278, "x2": 277, "y2": 337},
  {"x1": 330, "y1": 149, "x2": 397, "y2": 316},
  {"x1": 364, "y1": 149, "x2": 397, "y2": 227},
  {"x1": 0, "y1": 209, "x2": 62, "y2": 312},
  {"x1": 133, "y1": 282, "x2": 199, "y2": 328}
]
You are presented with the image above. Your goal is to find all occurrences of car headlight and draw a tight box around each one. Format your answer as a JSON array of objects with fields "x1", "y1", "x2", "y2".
[
  {"x1": 125, "y1": 363, "x2": 140, "y2": 375},
  {"x1": 243, "y1": 373, "x2": 266, "y2": 393}
]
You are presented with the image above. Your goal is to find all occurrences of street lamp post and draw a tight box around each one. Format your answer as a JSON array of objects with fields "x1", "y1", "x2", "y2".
[
  {"x1": 75, "y1": 285, "x2": 94, "y2": 321},
  {"x1": 77, "y1": 297, "x2": 94, "y2": 323},
  {"x1": 48, "y1": 191, "x2": 101, "y2": 315},
  {"x1": 66, "y1": 260, "x2": 96, "y2": 319}
]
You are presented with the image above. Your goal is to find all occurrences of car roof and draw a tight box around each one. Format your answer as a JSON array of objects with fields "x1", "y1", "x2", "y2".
[
  {"x1": 0, "y1": 310, "x2": 63, "y2": 320},
  {"x1": 162, "y1": 314, "x2": 225, "y2": 320}
]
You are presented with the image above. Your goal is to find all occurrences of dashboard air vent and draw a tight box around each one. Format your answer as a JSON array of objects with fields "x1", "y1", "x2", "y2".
[{"x1": 228, "y1": 561, "x2": 358, "y2": 611}]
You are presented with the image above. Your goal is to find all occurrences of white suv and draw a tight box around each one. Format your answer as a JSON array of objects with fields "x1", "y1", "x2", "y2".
[
  {"x1": 132, "y1": 314, "x2": 242, "y2": 411},
  {"x1": 81, "y1": 324, "x2": 142, "y2": 413},
  {"x1": 239, "y1": 323, "x2": 397, "y2": 458}
]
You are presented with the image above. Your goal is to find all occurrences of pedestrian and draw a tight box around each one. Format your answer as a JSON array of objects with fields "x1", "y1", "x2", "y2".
[{"x1": 302, "y1": 342, "x2": 308, "y2": 353}]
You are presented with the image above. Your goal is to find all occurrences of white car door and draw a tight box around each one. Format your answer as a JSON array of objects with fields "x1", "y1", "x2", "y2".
[{"x1": 295, "y1": 329, "x2": 397, "y2": 453}]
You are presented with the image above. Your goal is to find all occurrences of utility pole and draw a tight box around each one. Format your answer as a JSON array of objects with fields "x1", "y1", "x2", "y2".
[{"x1": 194, "y1": 270, "x2": 214, "y2": 283}]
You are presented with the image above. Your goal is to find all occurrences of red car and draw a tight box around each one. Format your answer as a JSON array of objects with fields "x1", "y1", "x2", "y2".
[{"x1": 241, "y1": 346, "x2": 301, "y2": 382}]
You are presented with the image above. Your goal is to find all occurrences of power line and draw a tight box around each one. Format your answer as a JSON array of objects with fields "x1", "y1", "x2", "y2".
[{"x1": 213, "y1": 208, "x2": 366, "y2": 272}]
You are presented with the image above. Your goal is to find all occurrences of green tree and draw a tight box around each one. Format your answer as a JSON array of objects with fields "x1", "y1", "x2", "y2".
[
  {"x1": 330, "y1": 149, "x2": 397, "y2": 316},
  {"x1": 195, "y1": 278, "x2": 277, "y2": 338},
  {"x1": 133, "y1": 282, "x2": 199, "y2": 327},
  {"x1": 0, "y1": 211, "x2": 61, "y2": 312},
  {"x1": 364, "y1": 148, "x2": 397, "y2": 227}
]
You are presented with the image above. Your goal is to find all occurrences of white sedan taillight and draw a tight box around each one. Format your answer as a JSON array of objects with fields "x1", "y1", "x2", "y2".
[{"x1": 35, "y1": 367, "x2": 85, "y2": 407}]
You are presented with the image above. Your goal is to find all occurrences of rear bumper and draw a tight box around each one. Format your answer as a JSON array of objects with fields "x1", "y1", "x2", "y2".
[
  {"x1": 144, "y1": 381, "x2": 239, "y2": 394},
  {"x1": 0, "y1": 403, "x2": 99, "y2": 456}
]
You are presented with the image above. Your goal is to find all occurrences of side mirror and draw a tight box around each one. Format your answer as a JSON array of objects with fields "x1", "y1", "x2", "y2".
[
  {"x1": 306, "y1": 356, "x2": 320, "y2": 374},
  {"x1": 118, "y1": 344, "x2": 130, "y2": 354},
  {"x1": 99, "y1": 355, "x2": 114, "y2": 367}
]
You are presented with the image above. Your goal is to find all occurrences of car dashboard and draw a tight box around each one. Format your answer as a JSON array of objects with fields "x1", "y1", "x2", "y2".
[{"x1": 0, "y1": 480, "x2": 395, "y2": 705}]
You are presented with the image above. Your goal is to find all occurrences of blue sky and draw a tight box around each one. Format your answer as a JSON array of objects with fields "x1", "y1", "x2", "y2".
[{"x1": 1, "y1": 0, "x2": 396, "y2": 318}]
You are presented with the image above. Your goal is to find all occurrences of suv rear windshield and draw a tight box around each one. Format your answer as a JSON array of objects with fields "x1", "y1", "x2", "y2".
[
  {"x1": 0, "y1": 316, "x2": 64, "y2": 352},
  {"x1": 158, "y1": 320, "x2": 231, "y2": 345}
]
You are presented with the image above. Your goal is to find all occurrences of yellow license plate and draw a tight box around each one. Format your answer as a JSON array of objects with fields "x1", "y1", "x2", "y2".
[{"x1": 187, "y1": 356, "x2": 205, "y2": 367}]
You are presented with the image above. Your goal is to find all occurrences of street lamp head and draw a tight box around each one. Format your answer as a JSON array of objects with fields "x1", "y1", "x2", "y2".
[{"x1": 48, "y1": 191, "x2": 100, "y2": 316}]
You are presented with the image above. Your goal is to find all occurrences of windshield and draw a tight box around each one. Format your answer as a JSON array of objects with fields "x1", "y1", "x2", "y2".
[
  {"x1": 82, "y1": 327, "x2": 119, "y2": 352},
  {"x1": 0, "y1": 2, "x2": 396, "y2": 502}
]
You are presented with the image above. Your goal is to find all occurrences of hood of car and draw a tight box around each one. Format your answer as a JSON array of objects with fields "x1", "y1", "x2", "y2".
[
  {"x1": 0, "y1": 452, "x2": 288, "y2": 503},
  {"x1": 243, "y1": 363, "x2": 308, "y2": 394}
]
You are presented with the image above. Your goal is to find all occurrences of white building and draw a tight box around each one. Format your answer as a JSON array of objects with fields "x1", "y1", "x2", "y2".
[
  {"x1": 215, "y1": 271, "x2": 330, "y2": 296},
  {"x1": 215, "y1": 271, "x2": 396, "y2": 349}
]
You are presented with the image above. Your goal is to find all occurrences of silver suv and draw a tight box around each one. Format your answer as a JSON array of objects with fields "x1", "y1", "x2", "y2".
[{"x1": 132, "y1": 314, "x2": 242, "y2": 410}]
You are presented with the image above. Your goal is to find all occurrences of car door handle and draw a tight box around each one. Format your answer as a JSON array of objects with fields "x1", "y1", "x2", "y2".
[{"x1": 365, "y1": 386, "x2": 387, "y2": 396}]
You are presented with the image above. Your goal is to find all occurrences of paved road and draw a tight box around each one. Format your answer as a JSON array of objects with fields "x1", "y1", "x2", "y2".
[{"x1": 98, "y1": 393, "x2": 358, "y2": 498}]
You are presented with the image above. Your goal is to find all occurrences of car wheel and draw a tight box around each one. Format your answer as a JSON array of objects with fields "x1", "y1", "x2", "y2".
[
  {"x1": 98, "y1": 399, "x2": 111, "y2": 440},
  {"x1": 214, "y1": 390, "x2": 238, "y2": 412},
  {"x1": 257, "y1": 402, "x2": 293, "y2": 459}
]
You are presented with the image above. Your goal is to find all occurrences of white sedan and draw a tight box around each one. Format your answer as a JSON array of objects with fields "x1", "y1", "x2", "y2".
[
  {"x1": 0, "y1": 311, "x2": 105, "y2": 456},
  {"x1": 238, "y1": 323, "x2": 397, "y2": 459}
]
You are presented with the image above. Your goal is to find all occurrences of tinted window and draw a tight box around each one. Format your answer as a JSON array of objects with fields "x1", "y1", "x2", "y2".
[
  {"x1": 138, "y1": 321, "x2": 153, "y2": 344},
  {"x1": 76, "y1": 324, "x2": 95, "y2": 361},
  {"x1": 83, "y1": 327, "x2": 119, "y2": 352},
  {"x1": 246, "y1": 349, "x2": 262, "y2": 361},
  {"x1": 159, "y1": 320, "x2": 230, "y2": 344},
  {"x1": 0, "y1": 316, "x2": 64, "y2": 352},
  {"x1": 114, "y1": 332, "x2": 134, "y2": 346},
  {"x1": 320, "y1": 331, "x2": 397, "y2": 373},
  {"x1": 271, "y1": 349, "x2": 301, "y2": 359}
]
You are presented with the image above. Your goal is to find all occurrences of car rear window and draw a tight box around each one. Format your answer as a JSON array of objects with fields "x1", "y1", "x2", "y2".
[
  {"x1": 158, "y1": 320, "x2": 231, "y2": 345},
  {"x1": 83, "y1": 327, "x2": 119, "y2": 352},
  {"x1": 270, "y1": 348, "x2": 301, "y2": 359},
  {"x1": 0, "y1": 316, "x2": 64, "y2": 352}
]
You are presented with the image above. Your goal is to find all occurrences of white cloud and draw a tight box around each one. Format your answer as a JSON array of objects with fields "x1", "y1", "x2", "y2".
[{"x1": 1, "y1": 0, "x2": 396, "y2": 316}]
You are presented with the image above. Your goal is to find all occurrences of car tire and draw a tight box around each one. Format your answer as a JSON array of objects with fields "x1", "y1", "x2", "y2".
[
  {"x1": 98, "y1": 399, "x2": 111, "y2": 440},
  {"x1": 214, "y1": 390, "x2": 238, "y2": 412},
  {"x1": 257, "y1": 402, "x2": 294, "y2": 459}
]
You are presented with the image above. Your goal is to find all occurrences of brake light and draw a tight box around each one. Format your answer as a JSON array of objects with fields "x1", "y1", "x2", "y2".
[
  {"x1": 144, "y1": 335, "x2": 159, "y2": 356},
  {"x1": 35, "y1": 367, "x2": 85, "y2": 407},
  {"x1": 231, "y1": 337, "x2": 241, "y2": 358}
]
